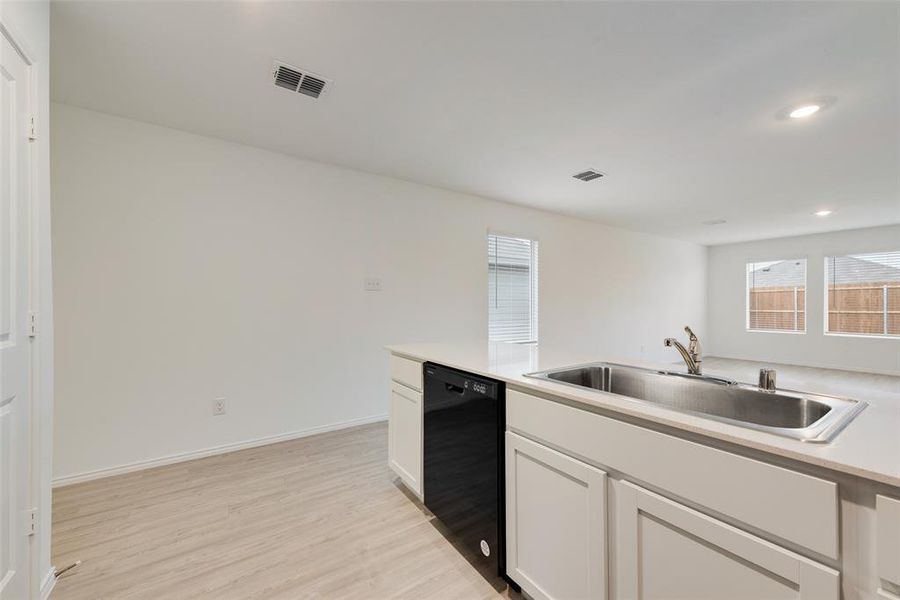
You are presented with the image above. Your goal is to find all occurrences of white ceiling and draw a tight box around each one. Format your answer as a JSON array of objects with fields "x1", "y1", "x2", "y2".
[{"x1": 50, "y1": 1, "x2": 900, "y2": 245}]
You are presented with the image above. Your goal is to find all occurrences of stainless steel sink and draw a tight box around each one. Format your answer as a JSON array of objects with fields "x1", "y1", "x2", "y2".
[{"x1": 524, "y1": 363, "x2": 866, "y2": 442}]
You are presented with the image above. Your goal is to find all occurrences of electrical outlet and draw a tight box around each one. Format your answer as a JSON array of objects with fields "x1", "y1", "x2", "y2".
[
  {"x1": 213, "y1": 397, "x2": 226, "y2": 416},
  {"x1": 364, "y1": 277, "x2": 382, "y2": 292}
]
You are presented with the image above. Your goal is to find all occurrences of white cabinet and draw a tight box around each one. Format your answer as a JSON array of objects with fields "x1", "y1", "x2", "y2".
[
  {"x1": 387, "y1": 354, "x2": 424, "y2": 499},
  {"x1": 507, "y1": 388, "x2": 839, "y2": 560},
  {"x1": 388, "y1": 381, "x2": 423, "y2": 498},
  {"x1": 611, "y1": 479, "x2": 839, "y2": 600},
  {"x1": 506, "y1": 432, "x2": 607, "y2": 600},
  {"x1": 877, "y1": 494, "x2": 900, "y2": 599},
  {"x1": 390, "y1": 354, "x2": 423, "y2": 391}
]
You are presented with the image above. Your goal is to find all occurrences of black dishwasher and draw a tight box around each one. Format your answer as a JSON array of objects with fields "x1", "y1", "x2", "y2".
[{"x1": 424, "y1": 362, "x2": 507, "y2": 584}]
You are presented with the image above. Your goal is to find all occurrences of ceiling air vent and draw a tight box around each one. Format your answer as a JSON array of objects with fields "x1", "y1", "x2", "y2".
[
  {"x1": 573, "y1": 169, "x2": 605, "y2": 182},
  {"x1": 274, "y1": 65, "x2": 303, "y2": 91},
  {"x1": 272, "y1": 61, "x2": 331, "y2": 99},
  {"x1": 299, "y1": 75, "x2": 326, "y2": 98}
]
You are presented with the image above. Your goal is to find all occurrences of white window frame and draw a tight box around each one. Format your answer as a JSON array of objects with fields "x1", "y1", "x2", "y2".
[
  {"x1": 488, "y1": 232, "x2": 539, "y2": 344},
  {"x1": 745, "y1": 258, "x2": 807, "y2": 335},
  {"x1": 823, "y1": 251, "x2": 900, "y2": 340}
]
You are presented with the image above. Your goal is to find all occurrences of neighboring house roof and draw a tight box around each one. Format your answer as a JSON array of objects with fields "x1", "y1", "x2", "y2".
[
  {"x1": 827, "y1": 255, "x2": 900, "y2": 284},
  {"x1": 750, "y1": 256, "x2": 900, "y2": 287},
  {"x1": 748, "y1": 259, "x2": 806, "y2": 287}
]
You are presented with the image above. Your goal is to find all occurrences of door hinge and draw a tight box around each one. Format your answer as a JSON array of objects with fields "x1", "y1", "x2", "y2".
[
  {"x1": 24, "y1": 508, "x2": 37, "y2": 536},
  {"x1": 28, "y1": 115, "x2": 37, "y2": 141},
  {"x1": 28, "y1": 311, "x2": 38, "y2": 338}
]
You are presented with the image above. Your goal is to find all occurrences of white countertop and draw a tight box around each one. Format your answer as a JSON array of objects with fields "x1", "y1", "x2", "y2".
[{"x1": 386, "y1": 340, "x2": 900, "y2": 488}]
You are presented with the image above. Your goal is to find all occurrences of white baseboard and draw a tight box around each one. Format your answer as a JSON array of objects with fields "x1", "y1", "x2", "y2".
[
  {"x1": 40, "y1": 566, "x2": 56, "y2": 600},
  {"x1": 52, "y1": 413, "x2": 388, "y2": 488}
]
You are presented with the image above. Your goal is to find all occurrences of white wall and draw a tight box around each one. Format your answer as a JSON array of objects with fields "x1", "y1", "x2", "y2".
[
  {"x1": 1, "y1": 1, "x2": 55, "y2": 596},
  {"x1": 51, "y1": 103, "x2": 707, "y2": 482},
  {"x1": 707, "y1": 225, "x2": 900, "y2": 375}
]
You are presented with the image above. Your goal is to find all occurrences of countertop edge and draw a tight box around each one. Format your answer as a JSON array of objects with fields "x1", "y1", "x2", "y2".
[{"x1": 387, "y1": 345, "x2": 900, "y2": 489}]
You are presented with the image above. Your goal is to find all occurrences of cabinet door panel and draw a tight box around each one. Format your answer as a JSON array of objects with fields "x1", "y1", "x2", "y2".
[
  {"x1": 877, "y1": 494, "x2": 900, "y2": 598},
  {"x1": 507, "y1": 389, "x2": 838, "y2": 560},
  {"x1": 640, "y1": 516, "x2": 795, "y2": 599},
  {"x1": 612, "y1": 480, "x2": 838, "y2": 600},
  {"x1": 506, "y1": 432, "x2": 607, "y2": 600},
  {"x1": 388, "y1": 382, "x2": 422, "y2": 497}
]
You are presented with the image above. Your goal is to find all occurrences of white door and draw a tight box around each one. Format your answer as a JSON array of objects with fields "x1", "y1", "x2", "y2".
[
  {"x1": 0, "y1": 28, "x2": 33, "y2": 600},
  {"x1": 611, "y1": 479, "x2": 839, "y2": 600},
  {"x1": 506, "y1": 432, "x2": 607, "y2": 600}
]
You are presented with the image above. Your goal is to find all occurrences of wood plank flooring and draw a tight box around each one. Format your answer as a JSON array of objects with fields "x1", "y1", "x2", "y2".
[{"x1": 51, "y1": 422, "x2": 515, "y2": 599}]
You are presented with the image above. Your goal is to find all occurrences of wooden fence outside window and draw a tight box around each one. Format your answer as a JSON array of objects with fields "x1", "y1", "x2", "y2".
[
  {"x1": 748, "y1": 286, "x2": 806, "y2": 332},
  {"x1": 748, "y1": 282, "x2": 900, "y2": 336},
  {"x1": 826, "y1": 281, "x2": 900, "y2": 336}
]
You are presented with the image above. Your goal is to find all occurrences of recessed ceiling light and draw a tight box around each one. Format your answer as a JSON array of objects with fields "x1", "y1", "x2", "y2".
[
  {"x1": 814, "y1": 210, "x2": 833, "y2": 217},
  {"x1": 775, "y1": 96, "x2": 836, "y2": 121},
  {"x1": 789, "y1": 104, "x2": 821, "y2": 119}
]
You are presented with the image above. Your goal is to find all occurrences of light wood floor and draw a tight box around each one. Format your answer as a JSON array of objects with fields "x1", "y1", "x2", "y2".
[{"x1": 52, "y1": 422, "x2": 516, "y2": 599}]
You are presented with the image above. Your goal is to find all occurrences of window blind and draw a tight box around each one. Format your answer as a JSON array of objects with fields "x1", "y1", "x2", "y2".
[
  {"x1": 488, "y1": 234, "x2": 538, "y2": 343},
  {"x1": 825, "y1": 250, "x2": 900, "y2": 337},
  {"x1": 746, "y1": 259, "x2": 806, "y2": 332}
]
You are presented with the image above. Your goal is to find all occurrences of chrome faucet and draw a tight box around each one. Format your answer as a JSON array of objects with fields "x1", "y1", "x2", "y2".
[{"x1": 664, "y1": 326, "x2": 702, "y2": 375}]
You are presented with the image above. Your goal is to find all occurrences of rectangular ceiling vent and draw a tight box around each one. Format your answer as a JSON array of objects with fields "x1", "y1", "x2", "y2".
[
  {"x1": 572, "y1": 169, "x2": 605, "y2": 182},
  {"x1": 272, "y1": 61, "x2": 331, "y2": 99}
]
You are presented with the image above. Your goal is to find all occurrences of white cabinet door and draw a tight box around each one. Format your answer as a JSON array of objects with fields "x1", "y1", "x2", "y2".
[
  {"x1": 612, "y1": 479, "x2": 839, "y2": 600},
  {"x1": 388, "y1": 381, "x2": 423, "y2": 498},
  {"x1": 506, "y1": 432, "x2": 607, "y2": 600},
  {"x1": 877, "y1": 494, "x2": 900, "y2": 599}
]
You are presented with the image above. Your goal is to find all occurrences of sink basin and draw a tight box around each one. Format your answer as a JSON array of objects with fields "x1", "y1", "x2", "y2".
[{"x1": 525, "y1": 363, "x2": 866, "y2": 442}]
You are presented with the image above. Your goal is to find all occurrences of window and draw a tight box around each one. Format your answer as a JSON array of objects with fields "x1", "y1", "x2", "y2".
[
  {"x1": 825, "y1": 250, "x2": 900, "y2": 337},
  {"x1": 746, "y1": 259, "x2": 806, "y2": 333},
  {"x1": 488, "y1": 234, "x2": 538, "y2": 343}
]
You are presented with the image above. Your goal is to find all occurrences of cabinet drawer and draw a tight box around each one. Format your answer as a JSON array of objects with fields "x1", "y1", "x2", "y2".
[
  {"x1": 877, "y1": 494, "x2": 900, "y2": 593},
  {"x1": 390, "y1": 354, "x2": 423, "y2": 391},
  {"x1": 508, "y1": 388, "x2": 839, "y2": 559}
]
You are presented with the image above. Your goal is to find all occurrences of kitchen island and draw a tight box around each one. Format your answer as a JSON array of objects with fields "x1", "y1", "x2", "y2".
[{"x1": 387, "y1": 340, "x2": 900, "y2": 600}]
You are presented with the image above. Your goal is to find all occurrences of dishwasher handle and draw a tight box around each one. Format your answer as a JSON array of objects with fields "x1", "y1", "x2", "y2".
[
  {"x1": 425, "y1": 362, "x2": 500, "y2": 400},
  {"x1": 445, "y1": 382, "x2": 465, "y2": 395}
]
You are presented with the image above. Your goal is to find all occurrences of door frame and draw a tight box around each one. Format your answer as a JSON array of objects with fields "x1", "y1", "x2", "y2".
[{"x1": 1, "y1": 15, "x2": 50, "y2": 600}]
